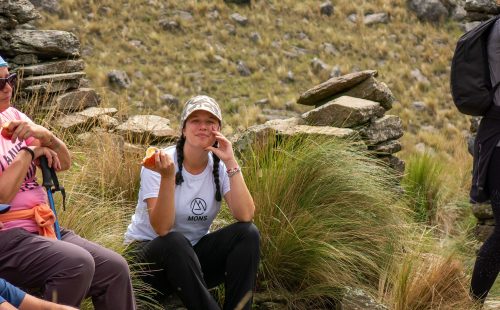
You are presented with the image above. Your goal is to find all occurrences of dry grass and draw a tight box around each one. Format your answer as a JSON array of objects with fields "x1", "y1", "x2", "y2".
[{"x1": 387, "y1": 252, "x2": 478, "y2": 310}]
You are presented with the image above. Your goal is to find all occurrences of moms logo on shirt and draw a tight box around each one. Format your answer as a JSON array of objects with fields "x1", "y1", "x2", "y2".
[{"x1": 188, "y1": 198, "x2": 207, "y2": 221}]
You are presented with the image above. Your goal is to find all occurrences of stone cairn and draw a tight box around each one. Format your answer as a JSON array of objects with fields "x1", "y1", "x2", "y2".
[
  {"x1": 462, "y1": 0, "x2": 500, "y2": 243},
  {"x1": 233, "y1": 70, "x2": 405, "y2": 176}
]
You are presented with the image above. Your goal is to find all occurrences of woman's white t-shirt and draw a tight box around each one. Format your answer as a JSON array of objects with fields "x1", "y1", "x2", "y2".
[{"x1": 124, "y1": 146, "x2": 231, "y2": 245}]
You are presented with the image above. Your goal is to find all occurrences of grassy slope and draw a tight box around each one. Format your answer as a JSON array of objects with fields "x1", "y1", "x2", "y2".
[{"x1": 37, "y1": 0, "x2": 490, "y2": 305}]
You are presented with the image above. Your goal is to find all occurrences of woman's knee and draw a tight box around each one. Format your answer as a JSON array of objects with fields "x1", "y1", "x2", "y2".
[
  {"x1": 236, "y1": 222, "x2": 260, "y2": 242},
  {"x1": 148, "y1": 231, "x2": 192, "y2": 258},
  {"x1": 57, "y1": 248, "x2": 95, "y2": 283}
]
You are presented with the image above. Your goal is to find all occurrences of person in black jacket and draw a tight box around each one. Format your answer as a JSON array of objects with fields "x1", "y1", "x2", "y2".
[{"x1": 470, "y1": 17, "x2": 500, "y2": 303}]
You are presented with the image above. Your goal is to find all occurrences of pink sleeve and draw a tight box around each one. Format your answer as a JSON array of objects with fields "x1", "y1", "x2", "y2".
[{"x1": 15, "y1": 110, "x2": 36, "y2": 146}]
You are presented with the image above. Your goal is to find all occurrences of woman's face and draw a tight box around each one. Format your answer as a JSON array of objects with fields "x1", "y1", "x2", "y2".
[
  {"x1": 0, "y1": 67, "x2": 12, "y2": 111},
  {"x1": 183, "y1": 110, "x2": 220, "y2": 149}
]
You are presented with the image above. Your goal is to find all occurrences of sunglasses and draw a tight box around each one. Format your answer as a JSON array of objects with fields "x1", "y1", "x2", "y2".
[{"x1": 0, "y1": 73, "x2": 17, "y2": 91}]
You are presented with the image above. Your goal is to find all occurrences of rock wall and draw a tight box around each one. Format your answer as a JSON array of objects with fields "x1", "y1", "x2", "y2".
[{"x1": 0, "y1": 0, "x2": 100, "y2": 113}]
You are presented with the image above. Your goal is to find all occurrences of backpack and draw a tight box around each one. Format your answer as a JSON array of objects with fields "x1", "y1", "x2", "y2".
[{"x1": 451, "y1": 15, "x2": 500, "y2": 116}]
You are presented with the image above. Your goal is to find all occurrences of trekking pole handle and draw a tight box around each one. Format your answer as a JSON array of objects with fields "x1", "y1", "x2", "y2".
[{"x1": 39, "y1": 156, "x2": 53, "y2": 188}]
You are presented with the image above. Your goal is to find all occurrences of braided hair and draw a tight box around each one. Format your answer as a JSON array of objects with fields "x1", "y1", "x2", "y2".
[{"x1": 175, "y1": 135, "x2": 222, "y2": 202}]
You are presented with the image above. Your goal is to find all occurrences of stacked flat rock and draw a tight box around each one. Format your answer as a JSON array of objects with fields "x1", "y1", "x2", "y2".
[
  {"x1": 462, "y1": 0, "x2": 500, "y2": 31},
  {"x1": 234, "y1": 70, "x2": 404, "y2": 174},
  {"x1": 0, "y1": 0, "x2": 99, "y2": 113}
]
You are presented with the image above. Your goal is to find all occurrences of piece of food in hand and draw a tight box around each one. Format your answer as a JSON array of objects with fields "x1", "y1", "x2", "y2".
[
  {"x1": 0, "y1": 122, "x2": 12, "y2": 140},
  {"x1": 142, "y1": 147, "x2": 159, "y2": 169}
]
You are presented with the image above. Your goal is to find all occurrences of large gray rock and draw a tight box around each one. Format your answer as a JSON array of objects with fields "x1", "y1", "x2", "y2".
[
  {"x1": 369, "y1": 140, "x2": 402, "y2": 154},
  {"x1": 115, "y1": 115, "x2": 177, "y2": 144},
  {"x1": 53, "y1": 88, "x2": 101, "y2": 112},
  {"x1": 0, "y1": 29, "x2": 80, "y2": 58},
  {"x1": 22, "y1": 79, "x2": 81, "y2": 94},
  {"x1": 297, "y1": 70, "x2": 377, "y2": 106},
  {"x1": 472, "y1": 203, "x2": 494, "y2": 220},
  {"x1": 233, "y1": 118, "x2": 356, "y2": 154},
  {"x1": 17, "y1": 59, "x2": 85, "y2": 76},
  {"x1": 364, "y1": 12, "x2": 389, "y2": 25},
  {"x1": 21, "y1": 71, "x2": 86, "y2": 87},
  {"x1": 55, "y1": 114, "x2": 92, "y2": 132},
  {"x1": 379, "y1": 155, "x2": 406, "y2": 174},
  {"x1": 302, "y1": 96, "x2": 385, "y2": 128},
  {"x1": 360, "y1": 115, "x2": 404, "y2": 144},
  {"x1": 29, "y1": 0, "x2": 60, "y2": 14},
  {"x1": 333, "y1": 76, "x2": 395, "y2": 110},
  {"x1": 107, "y1": 70, "x2": 131, "y2": 89},
  {"x1": 0, "y1": 0, "x2": 39, "y2": 29},
  {"x1": 408, "y1": 0, "x2": 450, "y2": 23},
  {"x1": 77, "y1": 107, "x2": 117, "y2": 118},
  {"x1": 54, "y1": 107, "x2": 117, "y2": 132},
  {"x1": 341, "y1": 287, "x2": 389, "y2": 310},
  {"x1": 465, "y1": 0, "x2": 499, "y2": 13}
]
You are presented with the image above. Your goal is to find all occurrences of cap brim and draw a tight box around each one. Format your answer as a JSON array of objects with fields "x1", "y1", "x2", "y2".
[{"x1": 0, "y1": 204, "x2": 10, "y2": 214}]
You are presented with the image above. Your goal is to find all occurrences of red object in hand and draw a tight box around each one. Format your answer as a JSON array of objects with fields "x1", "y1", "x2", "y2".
[
  {"x1": 142, "y1": 147, "x2": 158, "y2": 169},
  {"x1": 0, "y1": 122, "x2": 12, "y2": 140}
]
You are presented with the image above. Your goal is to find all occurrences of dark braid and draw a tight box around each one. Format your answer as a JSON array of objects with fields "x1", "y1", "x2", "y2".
[
  {"x1": 212, "y1": 144, "x2": 222, "y2": 202},
  {"x1": 175, "y1": 135, "x2": 186, "y2": 185}
]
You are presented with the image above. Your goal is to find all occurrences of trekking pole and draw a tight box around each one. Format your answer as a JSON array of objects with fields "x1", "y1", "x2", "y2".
[{"x1": 40, "y1": 156, "x2": 66, "y2": 240}]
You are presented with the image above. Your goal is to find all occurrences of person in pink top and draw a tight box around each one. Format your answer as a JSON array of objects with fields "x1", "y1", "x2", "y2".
[{"x1": 0, "y1": 55, "x2": 136, "y2": 310}]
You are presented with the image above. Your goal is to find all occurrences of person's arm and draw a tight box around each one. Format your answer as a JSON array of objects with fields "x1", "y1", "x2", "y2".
[
  {"x1": 4, "y1": 120, "x2": 70, "y2": 171},
  {"x1": 0, "y1": 146, "x2": 61, "y2": 204},
  {"x1": 144, "y1": 150, "x2": 176, "y2": 236},
  {"x1": 0, "y1": 301, "x2": 17, "y2": 310},
  {"x1": 205, "y1": 129, "x2": 255, "y2": 222},
  {"x1": 18, "y1": 294, "x2": 77, "y2": 310}
]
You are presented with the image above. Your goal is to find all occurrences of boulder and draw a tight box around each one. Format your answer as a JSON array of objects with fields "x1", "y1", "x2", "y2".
[
  {"x1": 297, "y1": 70, "x2": 377, "y2": 106},
  {"x1": 0, "y1": 0, "x2": 39, "y2": 29},
  {"x1": 472, "y1": 203, "x2": 494, "y2": 220},
  {"x1": 22, "y1": 79, "x2": 81, "y2": 94},
  {"x1": 233, "y1": 117, "x2": 356, "y2": 154},
  {"x1": 379, "y1": 155, "x2": 406, "y2": 174},
  {"x1": 465, "y1": 0, "x2": 499, "y2": 14},
  {"x1": 17, "y1": 59, "x2": 84, "y2": 76},
  {"x1": 77, "y1": 107, "x2": 117, "y2": 118},
  {"x1": 333, "y1": 76, "x2": 395, "y2": 110},
  {"x1": 408, "y1": 0, "x2": 449, "y2": 23},
  {"x1": 360, "y1": 115, "x2": 404, "y2": 144},
  {"x1": 53, "y1": 88, "x2": 101, "y2": 112},
  {"x1": 21, "y1": 71, "x2": 86, "y2": 87},
  {"x1": 0, "y1": 29, "x2": 80, "y2": 58},
  {"x1": 230, "y1": 13, "x2": 248, "y2": 26},
  {"x1": 107, "y1": 70, "x2": 131, "y2": 89},
  {"x1": 341, "y1": 287, "x2": 388, "y2": 310},
  {"x1": 364, "y1": 12, "x2": 389, "y2": 25},
  {"x1": 115, "y1": 115, "x2": 178, "y2": 144},
  {"x1": 302, "y1": 96, "x2": 385, "y2": 128},
  {"x1": 369, "y1": 140, "x2": 402, "y2": 154}
]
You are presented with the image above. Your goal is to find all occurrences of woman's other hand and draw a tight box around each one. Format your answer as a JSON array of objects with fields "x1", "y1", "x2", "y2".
[
  {"x1": 145, "y1": 150, "x2": 175, "y2": 179},
  {"x1": 30, "y1": 146, "x2": 61, "y2": 171},
  {"x1": 205, "y1": 127, "x2": 237, "y2": 166}
]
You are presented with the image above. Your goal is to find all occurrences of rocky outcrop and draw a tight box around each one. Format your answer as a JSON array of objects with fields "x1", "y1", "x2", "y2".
[
  {"x1": 0, "y1": 1, "x2": 97, "y2": 113},
  {"x1": 234, "y1": 71, "x2": 404, "y2": 175}
]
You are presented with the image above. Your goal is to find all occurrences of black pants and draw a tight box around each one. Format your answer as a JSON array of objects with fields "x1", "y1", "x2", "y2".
[
  {"x1": 130, "y1": 222, "x2": 260, "y2": 310},
  {"x1": 471, "y1": 147, "x2": 500, "y2": 302}
]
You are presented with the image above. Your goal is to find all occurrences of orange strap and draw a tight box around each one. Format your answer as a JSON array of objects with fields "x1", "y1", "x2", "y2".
[{"x1": 0, "y1": 204, "x2": 56, "y2": 239}]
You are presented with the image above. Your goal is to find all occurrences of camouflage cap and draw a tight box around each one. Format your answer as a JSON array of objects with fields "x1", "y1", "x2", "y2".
[{"x1": 180, "y1": 95, "x2": 222, "y2": 129}]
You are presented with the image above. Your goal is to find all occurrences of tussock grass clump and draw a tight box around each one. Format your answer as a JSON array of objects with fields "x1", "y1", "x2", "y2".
[
  {"x1": 403, "y1": 152, "x2": 444, "y2": 224},
  {"x1": 387, "y1": 251, "x2": 477, "y2": 310},
  {"x1": 239, "y1": 136, "x2": 409, "y2": 307}
]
